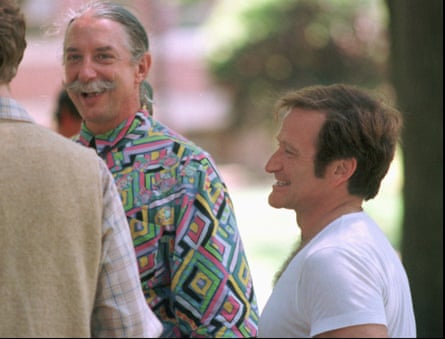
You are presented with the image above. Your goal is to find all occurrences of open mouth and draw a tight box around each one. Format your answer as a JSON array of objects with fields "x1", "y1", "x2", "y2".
[
  {"x1": 275, "y1": 180, "x2": 290, "y2": 187},
  {"x1": 81, "y1": 91, "x2": 104, "y2": 98}
]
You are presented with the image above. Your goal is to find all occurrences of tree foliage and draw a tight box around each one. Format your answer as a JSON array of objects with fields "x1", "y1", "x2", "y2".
[{"x1": 204, "y1": 0, "x2": 389, "y2": 130}]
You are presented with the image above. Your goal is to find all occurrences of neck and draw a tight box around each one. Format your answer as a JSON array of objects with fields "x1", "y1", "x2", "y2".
[
  {"x1": 297, "y1": 198, "x2": 363, "y2": 244},
  {"x1": 0, "y1": 84, "x2": 11, "y2": 97},
  {"x1": 274, "y1": 197, "x2": 363, "y2": 286}
]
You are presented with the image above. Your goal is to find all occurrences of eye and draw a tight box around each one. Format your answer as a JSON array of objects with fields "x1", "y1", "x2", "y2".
[
  {"x1": 277, "y1": 141, "x2": 297, "y2": 158},
  {"x1": 277, "y1": 141, "x2": 291, "y2": 153},
  {"x1": 284, "y1": 146, "x2": 297, "y2": 157},
  {"x1": 65, "y1": 54, "x2": 81, "y2": 64},
  {"x1": 96, "y1": 53, "x2": 114, "y2": 63}
]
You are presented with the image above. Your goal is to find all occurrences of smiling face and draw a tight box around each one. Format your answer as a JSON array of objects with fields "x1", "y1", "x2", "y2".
[
  {"x1": 265, "y1": 108, "x2": 329, "y2": 213},
  {"x1": 63, "y1": 13, "x2": 150, "y2": 134}
]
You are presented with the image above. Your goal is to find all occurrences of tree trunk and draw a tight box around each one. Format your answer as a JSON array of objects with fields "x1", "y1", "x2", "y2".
[{"x1": 386, "y1": 0, "x2": 443, "y2": 337}]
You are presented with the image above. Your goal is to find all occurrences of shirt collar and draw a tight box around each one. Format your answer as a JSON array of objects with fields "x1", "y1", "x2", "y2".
[
  {"x1": 0, "y1": 97, "x2": 35, "y2": 123},
  {"x1": 77, "y1": 110, "x2": 152, "y2": 154}
]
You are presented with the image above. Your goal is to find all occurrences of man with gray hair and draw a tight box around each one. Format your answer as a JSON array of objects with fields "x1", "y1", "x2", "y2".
[{"x1": 61, "y1": 1, "x2": 259, "y2": 337}]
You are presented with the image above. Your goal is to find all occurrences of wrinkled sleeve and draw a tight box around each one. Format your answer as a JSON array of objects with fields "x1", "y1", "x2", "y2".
[
  {"x1": 170, "y1": 156, "x2": 259, "y2": 338},
  {"x1": 92, "y1": 158, "x2": 163, "y2": 338}
]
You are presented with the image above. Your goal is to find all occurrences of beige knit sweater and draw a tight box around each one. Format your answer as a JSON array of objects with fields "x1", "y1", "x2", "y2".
[{"x1": 0, "y1": 120, "x2": 103, "y2": 337}]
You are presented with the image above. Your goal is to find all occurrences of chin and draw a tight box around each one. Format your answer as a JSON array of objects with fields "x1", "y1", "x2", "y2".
[{"x1": 268, "y1": 195, "x2": 283, "y2": 209}]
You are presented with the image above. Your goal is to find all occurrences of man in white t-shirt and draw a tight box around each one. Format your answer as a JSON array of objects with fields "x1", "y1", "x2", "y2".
[{"x1": 258, "y1": 84, "x2": 416, "y2": 338}]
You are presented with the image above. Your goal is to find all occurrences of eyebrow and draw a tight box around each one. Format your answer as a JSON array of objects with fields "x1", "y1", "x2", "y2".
[
  {"x1": 282, "y1": 140, "x2": 298, "y2": 153},
  {"x1": 95, "y1": 46, "x2": 115, "y2": 52},
  {"x1": 65, "y1": 45, "x2": 115, "y2": 53},
  {"x1": 276, "y1": 136, "x2": 295, "y2": 149}
]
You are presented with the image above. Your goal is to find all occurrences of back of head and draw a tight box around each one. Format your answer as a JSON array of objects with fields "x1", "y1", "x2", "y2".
[
  {"x1": 0, "y1": 0, "x2": 27, "y2": 84},
  {"x1": 56, "y1": 89, "x2": 79, "y2": 119},
  {"x1": 54, "y1": 89, "x2": 82, "y2": 137},
  {"x1": 275, "y1": 83, "x2": 403, "y2": 200}
]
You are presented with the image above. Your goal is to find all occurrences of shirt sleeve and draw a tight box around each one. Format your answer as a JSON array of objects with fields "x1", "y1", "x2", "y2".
[
  {"x1": 91, "y1": 158, "x2": 163, "y2": 338},
  {"x1": 300, "y1": 246, "x2": 387, "y2": 337},
  {"x1": 170, "y1": 156, "x2": 259, "y2": 337}
]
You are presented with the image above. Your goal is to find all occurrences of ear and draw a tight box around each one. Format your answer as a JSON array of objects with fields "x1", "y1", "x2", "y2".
[
  {"x1": 135, "y1": 52, "x2": 151, "y2": 83},
  {"x1": 331, "y1": 157, "x2": 357, "y2": 185}
]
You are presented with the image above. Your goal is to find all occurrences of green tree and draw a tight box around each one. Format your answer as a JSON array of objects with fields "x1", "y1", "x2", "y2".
[
  {"x1": 386, "y1": 0, "x2": 443, "y2": 337},
  {"x1": 205, "y1": 0, "x2": 388, "y2": 128},
  {"x1": 204, "y1": 0, "x2": 389, "y2": 169}
]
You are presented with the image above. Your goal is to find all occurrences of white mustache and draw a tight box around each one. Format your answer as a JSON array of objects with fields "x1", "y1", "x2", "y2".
[{"x1": 65, "y1": 80, "x2": 116, "y2": 93}]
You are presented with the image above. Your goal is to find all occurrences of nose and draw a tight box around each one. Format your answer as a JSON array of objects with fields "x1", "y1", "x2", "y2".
[
  {"x1": 265, "y1": 151, "x2": 280, "y2": 174},
  {"x1": 77, "y1": 58, "x2": 97, "y2": 82}
]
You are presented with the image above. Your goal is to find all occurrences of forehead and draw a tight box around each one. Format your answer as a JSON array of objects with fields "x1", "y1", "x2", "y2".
[
  {"x1": 64, "y1": 14, "x2": 128, "y2": 51},
  {"x1": 279, "y1": 108, "x2": 326, "y2": 143}
]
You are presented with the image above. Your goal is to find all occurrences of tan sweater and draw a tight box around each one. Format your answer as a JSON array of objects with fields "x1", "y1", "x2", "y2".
[{"x1": 0, "y1": 120, "x2": 103, "y2": 337}]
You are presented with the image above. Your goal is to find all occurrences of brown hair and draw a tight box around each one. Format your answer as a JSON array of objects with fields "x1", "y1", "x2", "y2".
[
  {"x1": 0, "y1": 0, "x2": 27, "y2": 84},
  {"x1": 275, "y1": 83, "x2": 403, "y2": 200}
]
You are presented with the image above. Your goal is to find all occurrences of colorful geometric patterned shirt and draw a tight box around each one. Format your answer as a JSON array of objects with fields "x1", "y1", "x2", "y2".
[{"x1": 75, "y1": 110, "x2": 259, "y2": 338}]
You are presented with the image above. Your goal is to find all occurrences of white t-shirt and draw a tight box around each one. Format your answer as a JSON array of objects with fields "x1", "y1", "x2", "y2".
[{"x1": 258, "y1": 212, "x2": 416, "y2": 338}]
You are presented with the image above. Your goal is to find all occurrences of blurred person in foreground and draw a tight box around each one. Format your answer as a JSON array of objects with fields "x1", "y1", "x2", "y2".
[
  {"x1": 258, "y1": 84, "x2": 416, "y2": 338},
  {"x1": 53, "y1": 88, "x2": 82, "y2": 137},
  {"x1": 60, "y1": 1, "x2": 259, "y2": 337},
  {"x1": 0, "y1": 0, "x2": 162, "y2": 337}
]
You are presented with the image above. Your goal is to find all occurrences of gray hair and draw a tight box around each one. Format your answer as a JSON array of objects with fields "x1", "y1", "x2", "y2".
[
  {"x1": 64, "y1": 1, "x2": 154, "y2": 113},
  {"x1": 65, "y1": 1, "x2": 148, "y2": 61}
]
